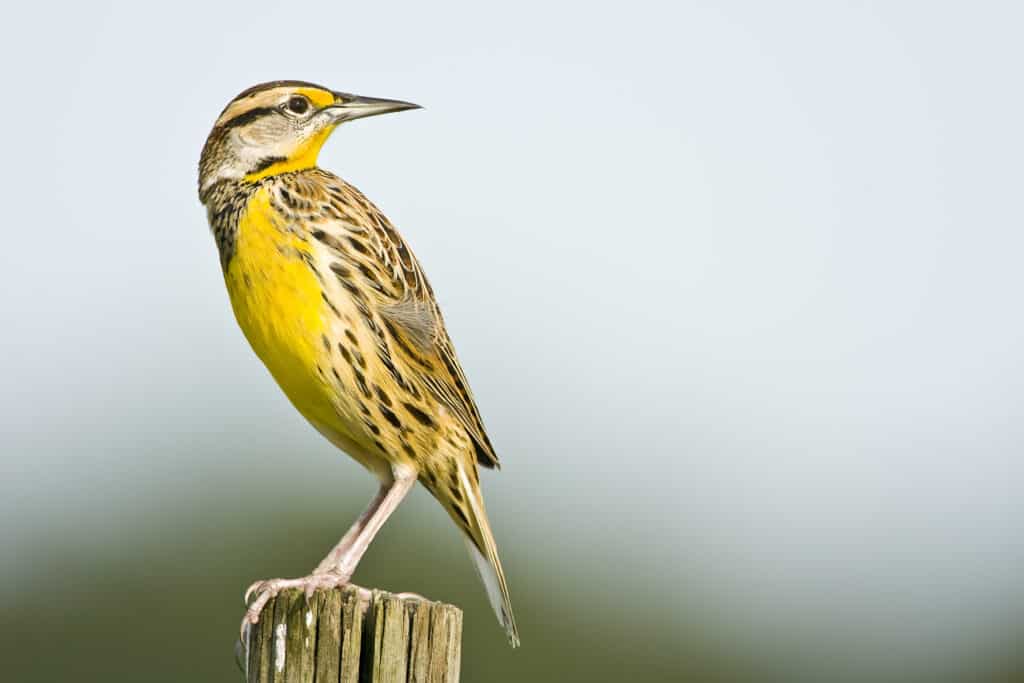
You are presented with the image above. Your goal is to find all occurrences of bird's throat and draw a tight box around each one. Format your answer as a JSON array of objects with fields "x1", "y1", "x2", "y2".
[{"x1": 244, "y1": 127, "x2": 334, "y2": 182}]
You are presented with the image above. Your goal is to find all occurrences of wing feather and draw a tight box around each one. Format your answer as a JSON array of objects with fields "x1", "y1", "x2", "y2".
[{"x1": 307, "y1": 170, "x2": 501, "y2": 468}]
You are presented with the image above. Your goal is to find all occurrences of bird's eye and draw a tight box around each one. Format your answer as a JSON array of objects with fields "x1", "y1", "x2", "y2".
[{"x1": 286, "y1": 96, "x2": 310, "y2": 115}]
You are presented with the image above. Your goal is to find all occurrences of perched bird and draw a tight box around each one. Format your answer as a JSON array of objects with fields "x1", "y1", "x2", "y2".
[{"x1": 198, "y1": 81, "x2": 518, "y2": 646}]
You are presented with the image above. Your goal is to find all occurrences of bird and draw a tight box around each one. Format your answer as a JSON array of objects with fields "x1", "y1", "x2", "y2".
[{"x1": 198, "y1": 81, "x2": 518, "y2": 646}]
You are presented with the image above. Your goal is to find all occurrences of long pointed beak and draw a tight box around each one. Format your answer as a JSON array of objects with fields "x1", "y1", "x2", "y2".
[{"x1": 327, "y1": 92, "x2": 421, "y2": 123}]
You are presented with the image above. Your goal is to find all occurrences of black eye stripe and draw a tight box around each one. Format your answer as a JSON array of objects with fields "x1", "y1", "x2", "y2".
[
  {"x1": 218, "y1": 106, "x2": 279, "y2": 131},
  {"x1": 217, "y1": 95, "x2": 311, "y2": 131}
]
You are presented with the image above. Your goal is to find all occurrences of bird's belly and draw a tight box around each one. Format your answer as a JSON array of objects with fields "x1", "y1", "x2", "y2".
[{"x1": 224, "y1": 190, "x2": 363, "y2": 451}]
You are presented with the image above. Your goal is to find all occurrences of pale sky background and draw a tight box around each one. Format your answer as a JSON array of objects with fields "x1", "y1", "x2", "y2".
[{"x1": 2, "y1": 1, "x2": 1022, "y2": 677}]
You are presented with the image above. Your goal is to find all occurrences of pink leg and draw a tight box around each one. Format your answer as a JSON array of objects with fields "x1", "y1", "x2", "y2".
[
  {"x1": 312, "y1": 483, "x2": 391, "y2": 575},
  {"x1": 241, "y1": 471, "x2": 416, "y2": 637},
  {"x1": 330, "y1": 473, "x2": 416, "y2": 577}
]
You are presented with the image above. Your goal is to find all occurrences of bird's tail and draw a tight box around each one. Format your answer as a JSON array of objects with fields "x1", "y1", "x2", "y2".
[{"x1": 451, "y1": 463, "x2": 520, "y2": 647}]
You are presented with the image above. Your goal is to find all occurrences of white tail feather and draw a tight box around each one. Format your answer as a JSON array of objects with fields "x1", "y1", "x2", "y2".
[
  {"x1": 464, "y1": 538, "x2": 517, "y2": 643},
  {"x1": 457, "y1": 465, "x2": 520, "y2": 647}
]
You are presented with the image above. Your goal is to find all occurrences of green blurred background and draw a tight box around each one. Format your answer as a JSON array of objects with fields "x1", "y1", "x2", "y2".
[{"x1": 3, "y1": 1, "x2": 1024, "y2": 681}]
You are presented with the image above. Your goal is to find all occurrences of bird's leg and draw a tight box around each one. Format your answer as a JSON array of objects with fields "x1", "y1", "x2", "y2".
[
  {"x1": 311, "y1": 482, "x2": 391, "y2": 576},
  {"x1": 327, "y1": 471, "x2": 416, "y2": 579},
  {"x1": 241, "y1": 471, "x2": 416, "y2": 636}
]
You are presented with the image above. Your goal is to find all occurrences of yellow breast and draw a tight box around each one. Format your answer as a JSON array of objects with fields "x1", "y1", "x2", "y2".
[{"x1": 224, "y1": 188, "x2": 337, "y2": 428}]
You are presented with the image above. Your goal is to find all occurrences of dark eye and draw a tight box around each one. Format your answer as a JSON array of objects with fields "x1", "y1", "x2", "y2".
[{"x1": 287, "y1": 96, "x2": 309, "y2": 114}]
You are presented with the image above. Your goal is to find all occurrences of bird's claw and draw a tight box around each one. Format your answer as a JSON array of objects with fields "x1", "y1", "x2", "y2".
[
  {"x1": 239, "y1": 572, "x2": 355, "y2": 642},
  {"x1": 243, "y1": 579, "x2": 271, "y2": 605}
]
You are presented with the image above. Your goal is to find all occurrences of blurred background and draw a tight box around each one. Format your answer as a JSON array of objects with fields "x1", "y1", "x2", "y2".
[{"x1": 2, "y1": 1, "x2": 1023, "y2": 681}]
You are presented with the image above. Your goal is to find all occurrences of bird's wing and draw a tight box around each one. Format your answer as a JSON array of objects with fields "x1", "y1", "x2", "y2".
[{"x1": 306, "y1": 170, "x2": 501, "y2": 469}]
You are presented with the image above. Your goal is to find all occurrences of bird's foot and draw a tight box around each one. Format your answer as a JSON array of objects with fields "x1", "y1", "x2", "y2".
[{"x1": 240, "y1": 571, "x2": 369, "y2": 641}]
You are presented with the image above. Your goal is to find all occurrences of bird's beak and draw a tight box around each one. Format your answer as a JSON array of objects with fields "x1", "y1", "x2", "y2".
[{"x1": 326, "y1": 92, "x2": 421, "y2": 123}]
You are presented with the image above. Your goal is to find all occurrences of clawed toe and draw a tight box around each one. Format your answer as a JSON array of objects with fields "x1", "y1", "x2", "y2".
[
  {"x1": 239, "y1": 573, "x2": 354, "y2": 641},
  {"x1": 237, "y1": 575, "x2": 431, "y2": 644},
  {"x1": 244, "y1": 578, "x2": 274, "y2": 605}
]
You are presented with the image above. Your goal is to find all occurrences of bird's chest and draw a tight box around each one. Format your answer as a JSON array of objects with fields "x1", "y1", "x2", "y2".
[{"x1": 224, "y1": 190, "x2": 335, "y2": 421}]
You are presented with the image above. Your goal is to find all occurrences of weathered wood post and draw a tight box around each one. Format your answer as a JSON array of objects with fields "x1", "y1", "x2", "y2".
[{"x1": 240, "y1": 585, "x2": 462, "y2": 683}]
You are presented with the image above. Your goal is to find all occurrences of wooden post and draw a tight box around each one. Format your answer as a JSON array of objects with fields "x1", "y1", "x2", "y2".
[{"x1": 240, "y1": 585, "x2": 462, "y2": 683}]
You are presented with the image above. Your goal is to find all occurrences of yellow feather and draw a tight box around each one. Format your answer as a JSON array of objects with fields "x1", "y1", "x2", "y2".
[
  {"x1": 224, "y1": 188, "x2": 336, "y2": 428},
  {"x1": 244, "y1": 126, "x2": 334, "y2": 182}
]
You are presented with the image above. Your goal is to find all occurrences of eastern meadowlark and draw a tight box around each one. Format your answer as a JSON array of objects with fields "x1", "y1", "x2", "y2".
[{"x1": 198, "y1": 81, "x2": 518, "y2": 646}]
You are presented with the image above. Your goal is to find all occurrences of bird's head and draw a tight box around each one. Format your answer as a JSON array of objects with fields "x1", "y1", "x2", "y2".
[{"x1": 199, "y1": 80, "x2": 419, "y2": 200}]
